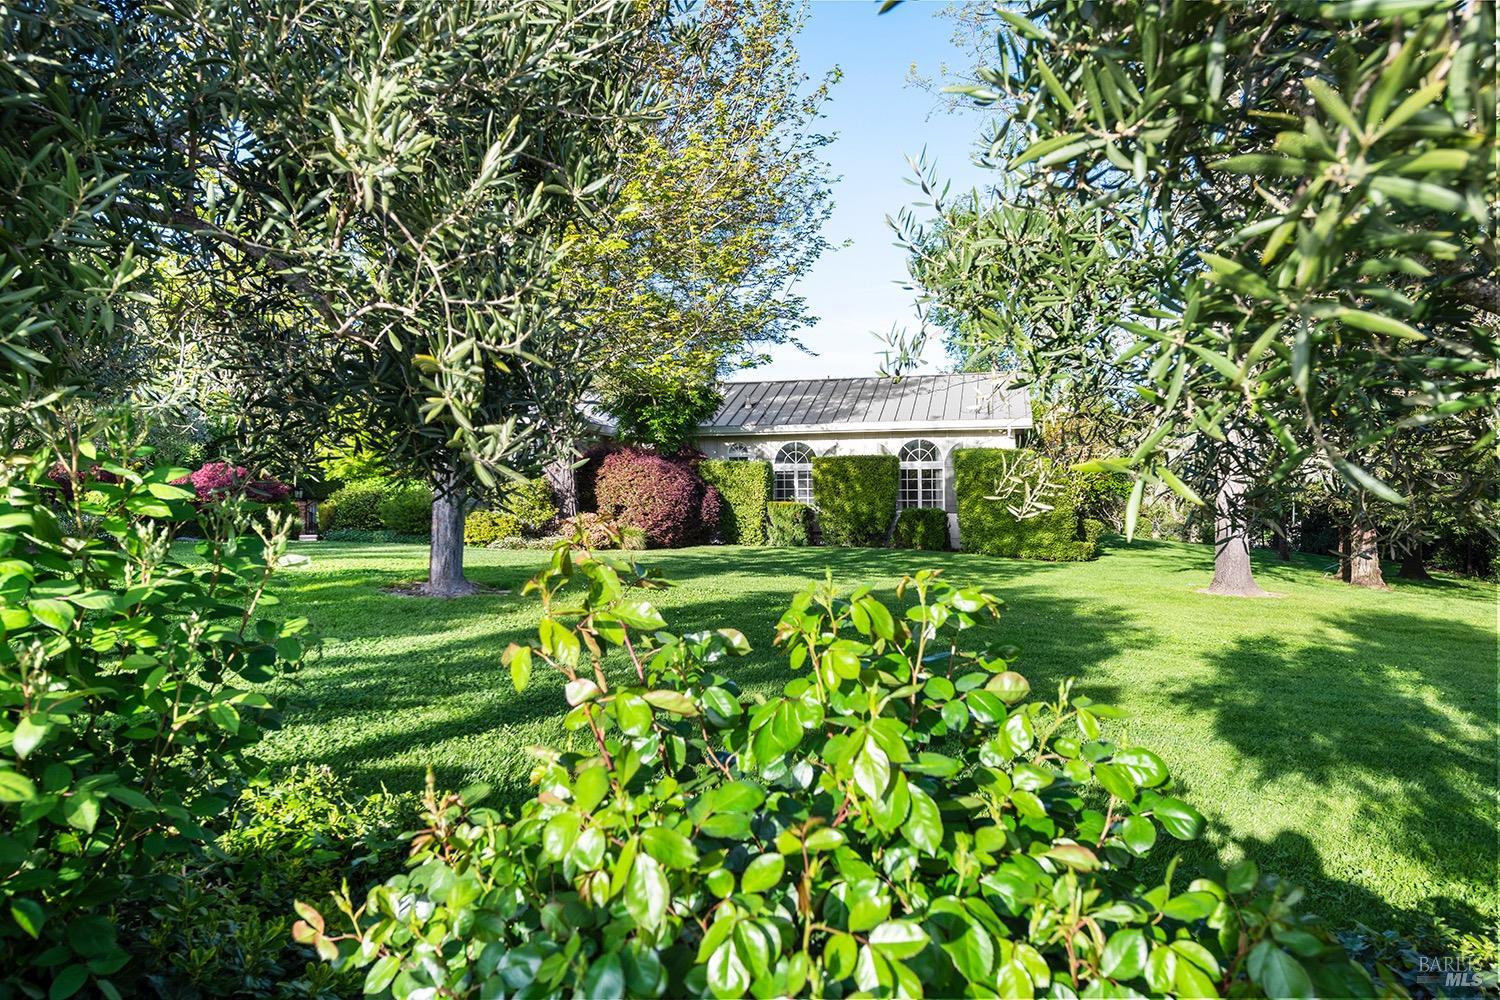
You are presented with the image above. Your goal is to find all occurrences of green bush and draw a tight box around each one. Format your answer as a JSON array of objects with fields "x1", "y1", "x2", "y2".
[
  {"x1": 767, "y1": 500, "x2": 814, "y2": 546},
  {"x1": 128, "y1": 766, "x2": 412, "y2": 997},
  {"x1": 307, "y1": 546, "x2": 1385, "y2": 1000},
  {"x1": 322, "y1": 477, "x2": 388, "y2": 531},
  {"x1": 1075, "y1": 469, "x2": 1132, "y2": 530},
  {"x1": 699, "y1": 460, "x2": 772, "y2": 544},
  {"x1": 465, "y1": 509, "x2": 522, "y2": 546},
  {"x1": 891, "y1": 507, "x2": 949, "y2": 550},
  {"x1": 810, "y1": 454, "x2": 898, "y2": 546},
  {"x1": 378, "y1": 480, "x2": 433, "y2": 535},
  {"x1": 500, "y1": 478, "x2": 558, "y2": 535},
  {"x1": 620, "y1": 525, "x2": 648, "y2": 550},
  {"x1": 954, "y1": 448, "x2": 1100, "y2": 560},
  {"x1": 0, "y1": 440, "x2": 307, "y2": 997}
]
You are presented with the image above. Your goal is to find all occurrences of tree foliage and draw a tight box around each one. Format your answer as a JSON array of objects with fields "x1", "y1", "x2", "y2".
[
  {"x1": 559, "y1": 0, "x2": 838, "y2": 395},
  {"x1": 893, "y1": 0, "x2": 1497, "y2": 535},
  {"x1": 610, "y1": 385, "x2": 725, "y2": 454}
]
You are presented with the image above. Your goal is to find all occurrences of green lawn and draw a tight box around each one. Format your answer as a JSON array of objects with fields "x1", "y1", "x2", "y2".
[{"x1": 258, "y1": 538, "x2": 1496, "y2": 937}]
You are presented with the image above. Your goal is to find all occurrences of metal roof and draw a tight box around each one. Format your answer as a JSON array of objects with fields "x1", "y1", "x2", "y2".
[{"x1": 701, "y1": 373, "x2": 1029, "y2": 434}]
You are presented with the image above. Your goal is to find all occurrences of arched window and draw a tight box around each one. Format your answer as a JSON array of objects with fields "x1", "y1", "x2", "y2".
[
  {"x1": 899, "y1": 439, "x2": 944, "y2": 509},
  {"x1": 773, "y1": 442, "x2": 814, "y2": 503}
]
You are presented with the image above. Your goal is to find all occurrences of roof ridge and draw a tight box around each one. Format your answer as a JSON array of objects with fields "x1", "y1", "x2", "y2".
[{"x1": 719, "y1": 372, "x2": 1006, "y2": 386}]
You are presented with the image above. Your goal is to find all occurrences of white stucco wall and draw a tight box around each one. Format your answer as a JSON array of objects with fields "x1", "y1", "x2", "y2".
[{"x1": 697, "y1": 428, "x2": 1020, "y2": 548}]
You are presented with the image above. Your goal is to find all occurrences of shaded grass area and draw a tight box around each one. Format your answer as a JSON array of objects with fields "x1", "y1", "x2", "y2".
[{"x1": 258, "y1": 538, "x2": 1497, "y2": 936}]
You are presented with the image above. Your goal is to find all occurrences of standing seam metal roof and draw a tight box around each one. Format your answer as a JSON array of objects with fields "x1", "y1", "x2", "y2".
[{"x1": 701, "y1": 373, "x2": 1028, "y2": 430}]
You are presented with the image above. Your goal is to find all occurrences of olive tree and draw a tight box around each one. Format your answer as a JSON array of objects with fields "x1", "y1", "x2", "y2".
[
  {"x1": 135, "y1": 0, "x2": 661, "y2": 595},
  {"x1": 890, "y1": 0, "x2": 1497, "y2": 595}
]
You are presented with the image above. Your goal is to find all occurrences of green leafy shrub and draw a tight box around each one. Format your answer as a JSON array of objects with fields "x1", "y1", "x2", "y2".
[
  {"x1": 811, "y1": 454, "x2": 897, "y2": 546},
  {"x1": 699, "y1": 460, "x2": 772, "y2": 545},
  {"x1": 620, "y1": 526, "x2": 648, "y2": 550},
  {"x1": 465, "y1": 509, "x2": 522, "y2": 547},
  {"x1": 767, "y1": 501, "x2": 814, "y2": 547},
  {"x1": 305, "y1": 545, "x2": 1384, "y2": 999},
  {"x1": 1074, "y1": 469, "x2": 1132, "y2": 531},
  {"x1": 377, "y1": 481, "x2": 433, "y2": 535},
  {"x1": 954, "y1": 448, "x2": 1100, "y2": 560},
  {"x1": 0, "y1": 441, "x2": 308, "y2": 998},
  {"x1": 321, "y1": 478, "x2": 388, "y2": 532},
  {"x1": 891, "y1": 507, "x2": 949, "y2": 550},
  {"x1": 500, "y1": 479, "x2": 558, "y2": 536},
  {"x1": 127, "y1": 766, "x2": 412, "y2": 997}
]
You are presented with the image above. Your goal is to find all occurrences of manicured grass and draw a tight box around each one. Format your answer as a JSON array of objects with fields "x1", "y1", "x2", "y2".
[{"x1": 258, "y1": 538, "x2": 1496, "y2": 936}]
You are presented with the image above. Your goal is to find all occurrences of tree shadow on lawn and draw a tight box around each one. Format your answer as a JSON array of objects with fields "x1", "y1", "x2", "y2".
[
  {"x1": 266, "y1": 574, "x2": 1151, "y2": 805},
  {"x1": 1173, "y1": 607, "x2": 1498, "y2": 931}
]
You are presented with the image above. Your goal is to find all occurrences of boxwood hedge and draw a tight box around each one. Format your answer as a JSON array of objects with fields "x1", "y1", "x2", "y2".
[
  {"x1": 766, "y1": 501, "x2": 814, "y2": 547},
  {"x1": 698, "y1": 459, "x2": 771, "y2": 545},
  {"x1": 892, "y1": 507, "x2": 949, "y2": 551},
  {"x1": 810, "y1": 454, "x2": 897, "y2": 547},
  {"x1": 954, "y1": 448, "x2": 1101, "y2": 561}
]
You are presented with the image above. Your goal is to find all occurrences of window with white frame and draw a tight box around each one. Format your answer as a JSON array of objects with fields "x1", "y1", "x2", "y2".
[
  {"x1": 773, "y1": 442, "x2": 814, "y2": 503},
  {"x1": 898, "y1": 439, "x2": 944, "y2": 509}
]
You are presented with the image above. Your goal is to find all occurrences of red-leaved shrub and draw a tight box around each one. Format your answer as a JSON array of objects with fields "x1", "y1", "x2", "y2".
[
  {"x1": 699, "y1": 485, "x2": 723, "y2": 540},
  {"x1": 45, "y1": 462, "x2": 120, "y2": 499},
  {"x1": 175, "y1": 462, "x2": 291, "y2": 504},
  {"x1": 592, "y1": 448, "x2": 720, "y2": 548}
]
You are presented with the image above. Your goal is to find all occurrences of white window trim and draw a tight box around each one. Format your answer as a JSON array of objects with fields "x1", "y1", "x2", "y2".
[{"x1": 773, "y1": 442, "x2": 815, "y2": 505}]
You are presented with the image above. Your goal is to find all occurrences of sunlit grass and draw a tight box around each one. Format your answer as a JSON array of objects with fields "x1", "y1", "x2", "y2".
[{"x1": 259, "y1": 538, "x2": 1496, "y2": 936}]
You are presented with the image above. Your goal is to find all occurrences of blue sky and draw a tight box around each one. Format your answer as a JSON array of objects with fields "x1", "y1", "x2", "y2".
[{"x1": 747, "y1": 0, "x2": 993, "y2": 381}]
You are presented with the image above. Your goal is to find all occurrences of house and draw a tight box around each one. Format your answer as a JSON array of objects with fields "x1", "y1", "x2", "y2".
[{"x1": 695, "y1": 373, "x2": 1032, "y2": 544}]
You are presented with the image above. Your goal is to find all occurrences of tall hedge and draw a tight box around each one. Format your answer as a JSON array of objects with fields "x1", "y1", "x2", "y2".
[
  {"x1": 698, "y1": 459, "x2": 771, "y2": 545},
  {"x1": 810, "y1": 454, "x2": 898, "y2": 547},
  {"x1": 954, "y1": 448, "x2": 1100, "y2": 561}
]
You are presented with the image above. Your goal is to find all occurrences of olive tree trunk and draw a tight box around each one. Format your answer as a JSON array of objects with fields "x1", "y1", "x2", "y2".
[
  {"x1": 1345, "y1": 519, "x2": 1388, "y2": 589},
  {"x1": 1272, "y1": 529, "x2": 1291, "y2": 562},
  {"x1": 1205, "y1": 445, "x2": 1269, "y2": 597},
  {"x1": 545, "y1": 457, "x2": 579, "y2": 518},
  {"x1": 422, "y1": 460, "x2": 476, "y2": 597}
]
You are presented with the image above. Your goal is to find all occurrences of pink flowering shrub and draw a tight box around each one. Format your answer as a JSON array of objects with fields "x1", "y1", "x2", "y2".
[{"x1": 592, "y1": 447, "x2": 720, "y2": 548}]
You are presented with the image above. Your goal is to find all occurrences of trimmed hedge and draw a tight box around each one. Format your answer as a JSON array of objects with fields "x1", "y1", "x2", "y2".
[
  {"x1": 320, "y1": 478, "x2": 387, "y2": 532},
  {"x1": 323, "y1": 528, "x2": 428, "y2": 544},
  {"x1": 954, "y1": 448, "x2": 1100, "y2": 560},
  {"x1": 500, "y1": 478, "x2": 558, "y2": 535},
  {"x1": 698, "y1": 459, "x2": 771, "y2": 545},
  {"x1": 377, "y1": 481, "x2": 432, "y2": 535},
  {"x1": 465, "y1": 509, "x2": 521, "y2": 546},
  {"x1": 810, "y1": 454, "x2": 898, "y2": 547},
  {"x1": 766, "y1": 501, "x2": 814, "y2": 547},
  {"x1": 892, "y1": 507, "x2": 949, "y2": 551}
]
